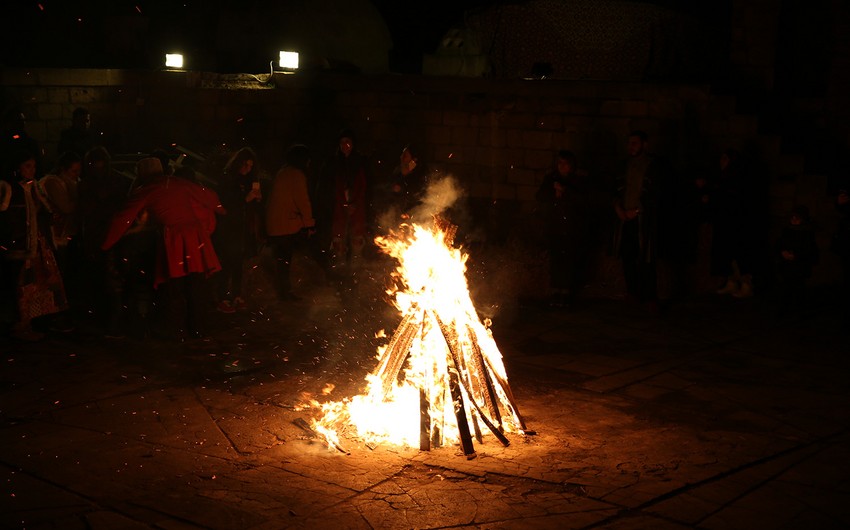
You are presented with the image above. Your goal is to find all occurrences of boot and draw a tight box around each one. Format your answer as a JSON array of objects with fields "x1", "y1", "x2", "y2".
[
  {"x1": 733, "y1": 276, "x2": 753, "y2": 298},
  {"x1": 716, "y1": 278, "x2": 739, "y2": 295}
]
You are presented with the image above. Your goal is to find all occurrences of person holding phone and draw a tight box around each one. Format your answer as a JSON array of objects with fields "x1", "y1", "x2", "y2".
[{"x1": 213, "y1": 146, "x2": 261, "y2": 313}]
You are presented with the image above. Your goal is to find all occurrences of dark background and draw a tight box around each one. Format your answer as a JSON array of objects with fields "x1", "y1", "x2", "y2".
[{"x1": 2, "y1": 0, "x2": 732, "y2": 75}]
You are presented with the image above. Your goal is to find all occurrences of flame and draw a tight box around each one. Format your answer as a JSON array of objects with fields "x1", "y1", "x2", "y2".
[{"x1": 310, "y1": 220, "x2": 524, "y2": 451}]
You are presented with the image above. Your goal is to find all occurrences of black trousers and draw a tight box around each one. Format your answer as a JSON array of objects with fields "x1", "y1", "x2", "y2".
[
  {"x1": 620, "y1": 220, "x2": 657, "y2": 302},
  {"x1": 268, "y1": 234, "x2": 300, "y2": 298},
  {"x1": 160, "y1": 273, "x2": 208, "y2": 337}
]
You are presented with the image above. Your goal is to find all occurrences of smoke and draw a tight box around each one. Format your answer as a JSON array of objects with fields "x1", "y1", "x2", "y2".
[{"x1": 409, "y1": 175, "x2": 465, "y2": 226}]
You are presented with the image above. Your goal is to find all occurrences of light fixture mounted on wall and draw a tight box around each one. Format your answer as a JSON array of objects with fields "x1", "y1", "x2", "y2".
[
  {"x1": 164, "y1": 53, "x2": 184, "y2": 69},
  {"x1": 277, "y1": 51, "x2": 299, "y2": 71}
]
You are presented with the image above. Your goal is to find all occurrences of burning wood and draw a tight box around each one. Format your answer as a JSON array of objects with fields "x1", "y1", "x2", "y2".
[{"x1": 309, "y1": 216, "x2": 528, "y2": 457}]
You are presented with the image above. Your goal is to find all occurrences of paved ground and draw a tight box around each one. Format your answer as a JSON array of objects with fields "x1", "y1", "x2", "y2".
[{"x1": 2, "y1": 253, "x2": 849, "y2": 529}]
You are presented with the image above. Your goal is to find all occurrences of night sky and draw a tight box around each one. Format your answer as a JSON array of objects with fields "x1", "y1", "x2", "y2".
[
  {"x1": 1, "y1": 0, "x2": 716, "y2": 74},
  {"x1": 1, "y1": 0, "x2": 502, "y2": 73}
]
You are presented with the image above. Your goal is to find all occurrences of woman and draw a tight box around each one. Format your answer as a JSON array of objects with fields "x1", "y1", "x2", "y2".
[
  {"x1": 265, "y1": 144, "x2": 315, "y2": 301},
  {"x1": 213, "y1": 147, "x2": 262, "y2": 313},
  {"x1": 536, "y1": 149, "x2": 591, "y2": 308},
  {"x1": 40, "y1": 151, "x2": 82, "y2": 288},
  {"x1": 102, "y1": 158, "x2": 223, "y2": 340},
  {"x1": 0, "y1": 151, "x2": 68, "y2": 341}
]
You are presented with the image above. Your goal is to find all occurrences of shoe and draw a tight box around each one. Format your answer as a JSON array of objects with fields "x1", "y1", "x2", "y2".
[
  {"x1": 217, "y1": 300, "x2": 236, "y2": 314},
  {"x1": 716, "y1": 279, "x2": 739, "y2": 295},
  {"x1": 233, "y1": 297, "x2": 247, "y2": 310}
]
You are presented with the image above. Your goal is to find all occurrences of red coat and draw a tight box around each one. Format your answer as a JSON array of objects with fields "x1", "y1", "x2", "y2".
[{"x1": 102, "y1": 176, "x2": 223, "y2": 287}]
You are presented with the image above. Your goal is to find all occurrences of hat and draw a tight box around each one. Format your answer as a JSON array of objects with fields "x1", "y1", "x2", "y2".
[{"x1": 136, "y1": 157, "x2": 163, "y2": 180}]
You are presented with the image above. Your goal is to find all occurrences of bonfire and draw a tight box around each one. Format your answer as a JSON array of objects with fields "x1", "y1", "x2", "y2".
[{"x1": 307, "y1": 209, "x2": 528, "y2": 459}]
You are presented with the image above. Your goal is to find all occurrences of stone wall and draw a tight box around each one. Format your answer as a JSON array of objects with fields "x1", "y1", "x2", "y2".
[{"x1": 1, "y1": 68, "x2": 842, "y2": 295}]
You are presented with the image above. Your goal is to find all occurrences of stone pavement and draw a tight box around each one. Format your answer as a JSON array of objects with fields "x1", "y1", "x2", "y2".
[{"x1": 2, "y1": 263, "x2": 849, "y2": 529}]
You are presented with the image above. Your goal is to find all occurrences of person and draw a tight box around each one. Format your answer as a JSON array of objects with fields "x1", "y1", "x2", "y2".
[
  {"x1": 0, "y1": 151, "x2": 68, "y2": 341},
  {"x1": 57, "y1": 107, "x2": 95, "y2": 159},
  {"x1": 535, "y1": 149, "x2": 592, "y2": 308},
  {"x1": 1, "y1": 108, "x2": 43, "y2": 180},
  {"x1": 834, "y1": 188, "x2": 850, "y2": 323},
  {"x1": 708, "y1": 148, "x2": 756, "y2": 298},
  {"x1": 319, "y1": 129, "x2": 370, "y2": 280},
  {"x1": 213, "y1": 147, "x2": 262, "y2": 313},
  {"x1": 39, "y1": 151, "x2": 83, "y2": 328},
  {"x1": 612, "y1": 131, "x2": 663, "y2": 313},
  {"x1": 102, "y1": 158, "x2": 223, "y2": 340},
  {"x1": 773, "y1": 205, "x2": 819, "y2": 313},
  {"x1": 265, "y1": 144, "x2": 315, "y2": 301},
  {"x1": 387, "y1": 143, "x2": 428, "y2": 221},
  {"x1": 77, "y1": 146, "x2": 134, "y2": 335}
]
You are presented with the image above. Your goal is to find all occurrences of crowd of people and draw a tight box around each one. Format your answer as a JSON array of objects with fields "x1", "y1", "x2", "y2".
[
  {"x1": 536, "y1": 130, "x2": 848, "y2": 320},
  {"x1": 1, "y1": 105, "x2": 849, "y2": 342},
  {"x1": 0, "y1": 110, "x2": 430, "y2": 341}
]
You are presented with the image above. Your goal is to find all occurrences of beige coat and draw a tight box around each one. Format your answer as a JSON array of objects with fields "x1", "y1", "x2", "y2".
[{"x1": 265, "y1": 165, "x2": 315, "y2": 236}]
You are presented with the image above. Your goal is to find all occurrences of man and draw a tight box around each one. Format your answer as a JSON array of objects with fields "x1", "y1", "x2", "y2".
[
  {"x1": 57, "y1": 107, "x2": 95, "y2": 158},
  {"x1": 613, "y1": 131, "x2": 663, "y2": 313}
]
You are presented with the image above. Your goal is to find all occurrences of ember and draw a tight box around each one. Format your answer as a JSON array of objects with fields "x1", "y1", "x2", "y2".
[{"x1": 310, "y1": 215, "x2": 527, "y2": 458}]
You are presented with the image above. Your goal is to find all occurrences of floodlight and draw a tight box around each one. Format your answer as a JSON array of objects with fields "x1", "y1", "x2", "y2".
[
  {"x1": 278, "y1": 51, "x2": 299, "y2": 70},
  {"x1": 165, "y1": 53, "x2": 184, "y2": 69}
]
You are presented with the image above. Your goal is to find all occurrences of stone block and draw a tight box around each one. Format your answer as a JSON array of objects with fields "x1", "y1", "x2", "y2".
[
  {"x1": 475, "y1": 147, "x2": 502, "y2": 167},
  {"x1": 39, "y1": 68, "x2": 109, "y2": 86},
  {"x1": 430, "y1": 92, "x2": 461, "y2": 110},
  {"x1": 478, "y1": 165, "x2": 507, "y2": 184},
  {"x1": 728, "y1": 115, "x2": 759, "y2": 136},
  {"x1": 45, "y1": 121, "x2": 65, "y2": 144},
  {"x1": 497, "y1": 113, "x2": 536, "y2": 129},
  {"x1": 649, "y1": 99, "x2": 682, "y2": 119},
  {"x1": 514, "y1": 97, "x2": 541, "y2": 113},
  {"x1": 478, "y1": 128, "x2": 506, "y2": 148},
  {"x1": 522, "y1": 130, "x2": 553, "y2": 150},
  {"x1": 114, "y1": 104, "x2": 138, "y2": 120},
  {"x1": 502, "y1": 148, "x2": 525, "y2": 168},
  {"x1": 516, "y1": 183, "x2": 539, "y2": 202},
  {"x1": 600, "y1": 100, "x2": 622, "y2": 116},
  {"x1": 48, "y1": 88, "x2": 70, "y2": 104},
  {"x1": 433, "y1": 144, "x2": 465, "y2": 163},
  {"x1": 493, "y1": 182, "x2": 517, "y2": 200},
  {"x1": 506, "y1": 166, "x2": 536, "y2": 185},
  {"x1": 361, "y1": 107, "x2": 395, "y2": 123},
  {"x1": 539, "y1": 97, "x2": 572, "y2": 113},
  {"x1": 564, "y1": 100, "x2": 602, "y2": 115},
  {"x1": 451, "y1": 126, "x2": 479, "y2": 146},
  {"x1": 535, "y1": 114, "x2": 563, "y2": 130},
  {"x1": 524, "y1": 149, "x2": 554, "y2": 171},
  {"x1": 37, "y1": 103, "x2": 64, "y2": 121},
  {"x1": 443, "y1": 111, "x2": 469, "y2": 127},
  {"x1": 425, "y1": 125, "x2": 451, "y2": 145},
  {"x1": 422, "y1": 110, "x2": 443, "y2": 125},
  {"x1": 69, "y1": 87, "x2": 100, "y2": 104},
  {"x1": 505, "y1": 129, "x2": 523, "y2": 149},
  {"x1": 467, "y1": 180, "x2": 493, "y2": 198},
  {"x1": 563, "y1": 115, "x2": 597, "y2": 132},
  {"x1": 621, "y1": 100, "x2": 649, "y2": 117}
]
